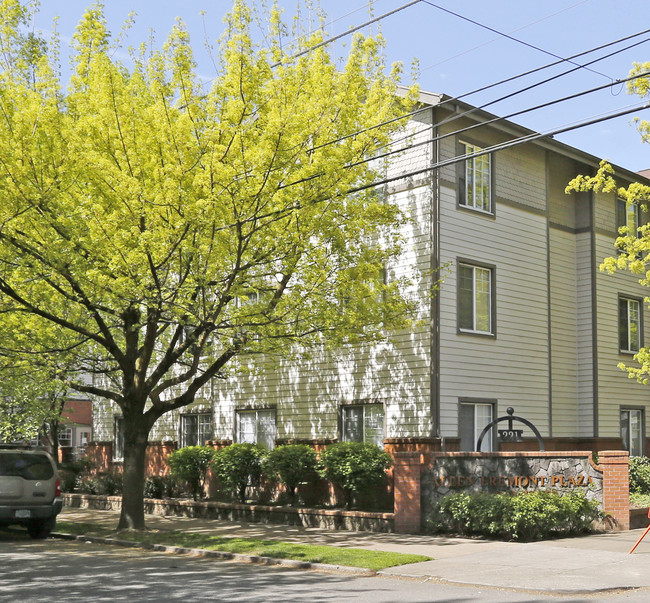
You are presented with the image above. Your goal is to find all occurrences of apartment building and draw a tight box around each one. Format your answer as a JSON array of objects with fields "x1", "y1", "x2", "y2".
[{"x1": 92, "y1": 90, "x2": 650, "y2": 461}]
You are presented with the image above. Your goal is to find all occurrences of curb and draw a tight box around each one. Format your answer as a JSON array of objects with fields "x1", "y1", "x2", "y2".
[{"x1": 52, "y1": 532, "x2": 376, "y2": 576}]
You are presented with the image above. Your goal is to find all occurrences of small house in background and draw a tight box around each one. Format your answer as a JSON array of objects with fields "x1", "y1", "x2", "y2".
[{"x1": 38, "y1": 395, "x2": 92, "y2": 463}]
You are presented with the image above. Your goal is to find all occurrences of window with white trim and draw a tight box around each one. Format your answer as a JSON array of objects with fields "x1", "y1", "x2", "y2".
[
  {"x1": 58, "y1": 427, "x2": 72, "y2": 447},
  {"x1": 236, "y1": 409, "x2": 275, "y2": 449},
  {"x1": 459, "y1": 402, "x2": 494, "y2": 452},
  {"x1": 341, "y1": 404, "x2": 384, "y2": 448},
  {"x1": 459, "y1": 262, "x2": 494, "y2": 334},
  {"x1": 621, "y1": 408, "x2": 644, "y2": 457},
  {"x1": 180, "y1": 413, "x2": 212, "y2": 447},
  {"x1": 619, "y1": 296, "x2": 641, "y2": 353},
  {"x1": 460, "y1": 141, "x2": 491, "y2": 213}
]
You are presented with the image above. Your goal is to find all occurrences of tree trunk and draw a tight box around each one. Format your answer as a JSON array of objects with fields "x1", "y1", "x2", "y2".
[
  {"x1": 48, "y1": 421, "x2": 59, "y2": 466},
  {"x1": 118, "y1": 424, "x2": 149, "y2": 530}
]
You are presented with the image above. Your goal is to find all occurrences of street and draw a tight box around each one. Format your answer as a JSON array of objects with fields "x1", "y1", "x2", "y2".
[{"x1": 0, "y1": 529, "x2": 649, "y2": 603}]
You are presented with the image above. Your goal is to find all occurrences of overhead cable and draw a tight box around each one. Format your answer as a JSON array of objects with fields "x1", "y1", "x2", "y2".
[
  {"x1": 346, "y1": 102, "x2": 650, "y2": 196},
  {"x1": 422, "y1": 0, "x2": 611, "y2": 80},
  {"x1": 358, "y1": 70, "x2": 650, "y2": 168},
  {"x1": 307, "y1": 27, "x2": 650, "y2": 157},
  {"x1": 436, "y1": 33, "x2": 650, "y2": 129},
  {"x1": 438, "y1": 26, "x2": 650, "y2": 107},
  {"x1": 271, "y1": 0, "x2": 422, "y2": 68}
]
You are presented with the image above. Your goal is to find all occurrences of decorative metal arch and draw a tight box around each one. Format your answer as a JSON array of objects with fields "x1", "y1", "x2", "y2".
[{"x1": 476, "y1": 407, "x2": 545, "y2": 452}]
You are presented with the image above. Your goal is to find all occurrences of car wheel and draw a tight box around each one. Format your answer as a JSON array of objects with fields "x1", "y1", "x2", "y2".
[{"x1": 27, "y1": 517, "x2": 56, "y2": 540}]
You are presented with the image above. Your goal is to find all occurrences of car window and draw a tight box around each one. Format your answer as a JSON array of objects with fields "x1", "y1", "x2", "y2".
[{"x1": 0, "y1": 453, "x2": 54, "y2": 480}]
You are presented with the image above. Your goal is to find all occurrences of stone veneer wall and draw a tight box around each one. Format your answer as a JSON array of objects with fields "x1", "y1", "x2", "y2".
[{"x1": 392, "y1": 450, "x2": 630, "y2": 534}]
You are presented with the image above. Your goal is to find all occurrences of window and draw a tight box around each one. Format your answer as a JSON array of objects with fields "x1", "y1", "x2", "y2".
[
  {"x1": 58, "y1": 427, "x2": 72, "y2": 447},
  {"x1": 341, "y1": 404, "x2": 385, "y2": 447},
  {"x1": 113, "y1": 416, "x2": 124, "y2": 461},
  {"x1": 180, "y1": 413, "x2": 212, "y2": 447},
  {"x1": 459, "y1": 401, "x2": 495, "y2": 451},
  {"x1": 460, "y1": 141, "x2": 492, "y2": 213},
  {"x1": 621, "y1": 408, "x2": 644, "y2": 457},
  {"x1": 236, "y1": 409, "x2": 276, "y2": 449},
  {"x1": 79, "y1": 430, "x2": 90, "y2": 449},
  {"x1": 616, "y1": 197, "x2": 639, "y2": 241},
  {"x1": 458, "y1": 262, "x2": 494, "y2": 335},
  {"x1": 619, "y1": 296, "x2": 641, "y2": 353}
]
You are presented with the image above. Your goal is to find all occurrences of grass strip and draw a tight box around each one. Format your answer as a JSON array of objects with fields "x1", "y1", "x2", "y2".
[{"x1": 55, "y1": 521, "x2": 431, "y2": 571}]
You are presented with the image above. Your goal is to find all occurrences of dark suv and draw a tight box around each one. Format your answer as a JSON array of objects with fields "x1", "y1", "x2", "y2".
[{"x1": 0, "y1": 445, "x2": 63, "y2": 538}]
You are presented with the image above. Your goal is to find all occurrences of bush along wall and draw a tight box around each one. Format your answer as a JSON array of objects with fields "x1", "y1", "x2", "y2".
[
  {"x1": 629, "y1": 456, "x2": 650, "y2": 495},
  {"x1": 426, "y1": 490, "x2": 602, "y2": 541}
]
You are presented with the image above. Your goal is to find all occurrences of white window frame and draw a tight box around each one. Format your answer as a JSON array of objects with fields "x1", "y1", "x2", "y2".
[
  {"x1": 341, "y1": 404, "x2": 385, "y2": 448},
  {"x1": 236, "y1": 409, "x2": 276, "y2": 449},
  {"x1": 180, "y1": 413, "x2": 212, "y2": 448},
  {"x1": 458, "y1": 262, "x2": 494, "y2": 335},
  {"x1": 461, "y1": 141, "x2": 492, "y2": 213},
  {"x1": 58, "y1": 426, "x2": 73, "y2": 447},
  {"x1": 621, "y1": 407, "x2": 644, "y2": 457},
  {"x1": 619, "y1": 296, "x2": 641, "y2": 354}
]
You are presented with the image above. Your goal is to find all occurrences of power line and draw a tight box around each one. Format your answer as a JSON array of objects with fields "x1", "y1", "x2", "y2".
[
  {"x1": 439, "y1": 26, "x2": 650, "y2": 107},
  {"x1": 306, "y1": 26, "x2": 650, "y2": 160},
  {"x1": 271, "y1": 0, "x2": 422, "y2": 68},
  {"x1": 419, "y1": 0, "x2": 591, "y2": 74},
  {"x1": 358, "y1": 70, "x2": 650, "y2": 169},
  {"x1": 422, "y1": 1, "x2": 611, "y2": 80},
  {"x1": 346, "y1": 101, "x2": 650, "y2": 196},
  {"x1": 436, "y1": 33, "x2": 650, "y2": 130}
]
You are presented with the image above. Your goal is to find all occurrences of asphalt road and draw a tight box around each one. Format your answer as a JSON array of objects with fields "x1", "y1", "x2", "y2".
[{"x1": 2, "y1": 528, "x2": 650, "y2": 603}]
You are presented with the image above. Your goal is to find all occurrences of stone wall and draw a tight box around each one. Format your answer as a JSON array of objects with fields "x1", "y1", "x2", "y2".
[
  {"x1": 421, "y1": 452, "x2": 603, "y2": 519},
  {"x1": 392, "y1": 450, "x2": 630, "y2": 534}
]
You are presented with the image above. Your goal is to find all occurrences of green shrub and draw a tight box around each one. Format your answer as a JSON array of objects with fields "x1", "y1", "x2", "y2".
[
  {"x1": 427, "y1": 490, "x2": 601, "y2": 541},
  {"x1": 77, "y1": 471, "x2": 123, "y2": 496},
  {"x1": 264, "y1": 444, "x2": 318, "y2": 504},
  {"x1": 59, "y1": 458, "x2": 96, "y2": 493},
  {"x1": 318, "y1": 442, "x2": 392, "y2": 508},
  {"x1": 211, "y1": 443, "x2": 265, "y2": 503},
  {"x1": 144, "y1": 475, "x2": 182, "y2": 499},
  {"x1": 166, "y1": 446, "x2": 218, "y2": 500},
  {"x1": 629, "y1": 456, "x2": 650, "y2": 494}
]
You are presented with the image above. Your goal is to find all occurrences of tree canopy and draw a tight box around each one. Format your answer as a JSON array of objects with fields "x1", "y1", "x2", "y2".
[{"x1": 0, "y1": 0, "x2": 416, "y2": 528}]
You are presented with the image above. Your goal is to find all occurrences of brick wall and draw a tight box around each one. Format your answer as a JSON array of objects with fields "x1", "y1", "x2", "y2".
[
  {"x1": 61, "y1": 399, "x2": 92, "y2": 426},
  {"x1": 393, "y1": 452, "x2": 422, "y2": 534},
  {"x1": 598, "y1": 450, "x2": 630, "y2": 530}
]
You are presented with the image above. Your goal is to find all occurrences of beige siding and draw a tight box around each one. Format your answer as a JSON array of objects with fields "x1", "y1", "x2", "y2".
[
  {"x1": 548, "y1": 155, "x2": 580, "y2": 229},
  {"x1": 594, "y1": 228, "x2": 650, "y2": 440},
  {"x1": 438, "y1": 183, "x2": 550, "y2": 439},
  {"x1": 495, "y1": 143, "x2": 546, "y2": 212},
  {"x1": 575, "y1": 232, "x2": 595, "y2": 436},
  {"x1": 549, "y1": 228, "x2": 579, "y2": 435},
  {"x1": 206, "y1": 182, "x2": 434, "y2": 442}
]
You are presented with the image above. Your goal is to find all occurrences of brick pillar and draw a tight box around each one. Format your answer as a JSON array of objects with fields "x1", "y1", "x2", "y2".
[
  {"x1": 599, "y1": 450, "x2": 630, "y2": 530},
  {"x1": 393, "y1": 451, "x2": 422, "y2": 534}
]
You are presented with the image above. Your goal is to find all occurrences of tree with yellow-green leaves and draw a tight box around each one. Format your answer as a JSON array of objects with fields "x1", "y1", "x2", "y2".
[
  {"x1": 566, "y1": 63, "x2": 650, "y2": 391},
  {"x1": 0, "y1": 0, "x2": 416, "y2": 529}
]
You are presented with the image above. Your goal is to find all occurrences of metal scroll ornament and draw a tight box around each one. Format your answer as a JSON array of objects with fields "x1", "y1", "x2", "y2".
[{"x1": 475, "y1": 407, "x2": 545, "y2": 452}]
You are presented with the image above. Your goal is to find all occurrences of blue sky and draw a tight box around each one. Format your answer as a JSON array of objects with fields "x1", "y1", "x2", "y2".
[{"x1": 33, "y1": 0, "x2": 650, "y2": 172}]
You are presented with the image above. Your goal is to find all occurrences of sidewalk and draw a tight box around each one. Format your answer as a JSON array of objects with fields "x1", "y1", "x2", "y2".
[{"x1": 58, "y1": 507, "x2": 650, "y2": 595}]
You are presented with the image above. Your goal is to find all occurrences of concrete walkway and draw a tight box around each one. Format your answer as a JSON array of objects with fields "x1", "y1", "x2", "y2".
[{"x1": 58, "y1": 507, "x2": 650, "y2": 595}]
